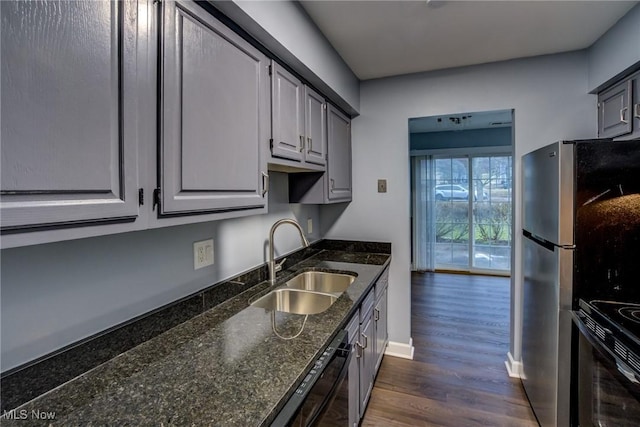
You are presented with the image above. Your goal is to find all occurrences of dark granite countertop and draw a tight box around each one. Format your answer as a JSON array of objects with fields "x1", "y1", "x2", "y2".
[{"x1": 2, "y1": 249, "x2": 390, "y2": 426}]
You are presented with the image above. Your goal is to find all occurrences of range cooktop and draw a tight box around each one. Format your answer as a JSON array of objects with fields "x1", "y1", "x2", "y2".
[
  {"x1": 589, "y1": 300, "x2": 640, "y2": 342},
  {"x1": 578, "y1": 299, "x2": 640, "y2": 376}
]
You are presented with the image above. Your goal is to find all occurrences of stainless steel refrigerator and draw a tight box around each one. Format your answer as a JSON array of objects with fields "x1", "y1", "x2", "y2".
[{"x1": 521, "y1": 138, "x2": 640, "y2": 427}]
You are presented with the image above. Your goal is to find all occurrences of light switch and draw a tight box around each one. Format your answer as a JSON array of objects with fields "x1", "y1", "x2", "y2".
[{"x1": 378, "y1": 179, "x2": 387, "y2": 193}]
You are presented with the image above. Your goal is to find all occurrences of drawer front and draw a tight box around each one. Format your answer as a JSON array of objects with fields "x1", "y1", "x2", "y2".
[
  {"x1": 360, "y1": 289, "x2": 375, "y2": 323},
  {"x1": 346, "y1": 311, "x2": 360, "y2": 344},
  {"x1": 375, "y1": 267, "x2": 389, "y2": 300}
]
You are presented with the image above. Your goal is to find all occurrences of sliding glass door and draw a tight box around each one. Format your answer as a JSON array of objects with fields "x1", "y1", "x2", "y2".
[
  {"x1": 413, "y1": 153, "x2": 512, "y2": 274},
  {"x1": 434, "y1": 157, "x2": 470, "y2": 270},
  {"x1": 471, "y1": 156, "x2": 512, "y2": 271}
]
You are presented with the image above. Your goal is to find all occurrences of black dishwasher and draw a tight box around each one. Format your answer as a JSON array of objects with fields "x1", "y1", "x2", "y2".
[{"x1": 271, "y1": 330, "x2": 352, "y2": 426}]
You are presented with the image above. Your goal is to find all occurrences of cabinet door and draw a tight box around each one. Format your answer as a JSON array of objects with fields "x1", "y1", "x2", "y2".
[
  {"x1": 160, "y1": 0, "x2": 268, "y2": 215},
  {"x1": 374, "y1": 287, "x2": 388, "y2": 373},
  {"x1": 271, "y1": 63, "x2": 304, "y2": 162},
  {"x1": 633, "y1": 72, "x2": 640, "y2": 137},
  {"x1": 327, "y1": 105, "x2": 352, "y2": 201},
  {"x1": 359, "y1": 310, "x2": 375, "y2": 418},
  {"x1": 598, "y1": 79, "x2": 632, "y2": 138},
  {"x1": 304, "y1": 86, "x2": 327, "y2": 166},
  {"x1": 349, "y1": 331, "x2": 360, "y2": 427},
  {"x1": 1, "y1": 0, "x2": 139, "y2": 231}
]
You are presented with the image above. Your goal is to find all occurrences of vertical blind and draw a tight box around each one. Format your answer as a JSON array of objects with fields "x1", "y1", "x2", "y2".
[{"x1": 412, "y1": 155, "x2": 435, "y2": 271}]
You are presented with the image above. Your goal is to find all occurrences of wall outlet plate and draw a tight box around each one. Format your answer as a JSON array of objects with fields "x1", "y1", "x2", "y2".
[
  {"x1": 194, "y1": 239, "x2": 214, "y2": 270},
  {"x1": 378, "y1": 179, "x2": 387, "y2": 193},
  {"x1": 307, "y1": 218, "x2": 313, "y2": 234}
]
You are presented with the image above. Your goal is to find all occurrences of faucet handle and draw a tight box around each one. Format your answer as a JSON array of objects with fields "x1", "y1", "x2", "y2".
[{"x1": 275, "y1": 257, "x2": 287, "y2": 272}]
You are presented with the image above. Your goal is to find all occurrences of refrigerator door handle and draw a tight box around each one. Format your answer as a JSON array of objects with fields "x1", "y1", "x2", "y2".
[
  {"x1": 523, "y1": 229, "x2": 575, "y2": 251},
  {"x1": 523, "y1": 229, "x2": 556, "y2": 251}
]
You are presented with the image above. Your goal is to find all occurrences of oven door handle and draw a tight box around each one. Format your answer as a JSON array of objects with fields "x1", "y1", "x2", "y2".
[
  {"x1": 307, "y1": 342, "x2": 353, "y2": 427},
  {"x1": 617, "y1": 362, "x2": 640, "y2": 384},
  {"x1": 573, "y1": 310, "x2": 640, "y2": 386}
]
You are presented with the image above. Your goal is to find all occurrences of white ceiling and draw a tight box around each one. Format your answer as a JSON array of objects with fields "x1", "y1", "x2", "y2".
[{"x1": 300, "y1": 0, "x2": 638, "y2": 81}]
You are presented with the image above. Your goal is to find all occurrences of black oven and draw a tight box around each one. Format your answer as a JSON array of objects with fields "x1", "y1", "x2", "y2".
[
  {"x1": 271, "y1": 330, "x2": 352, "y2": 427},
  {"x1": 573, "y1": 300, "x2": 640, "y2": 426}
]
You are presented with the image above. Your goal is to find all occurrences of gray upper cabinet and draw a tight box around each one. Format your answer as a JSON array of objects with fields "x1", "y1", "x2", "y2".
[
  {"x1": 160, "y1": 0, "x2": 269, "y2": 215},
  {"x1": 271, "y1": 63, "x2": 305, "y2": 162},
  {"x1": 598, "y1": 78, "x2": 633, "y2": 139},
  {"x1": 327, "y1": 105, "x2": 352, "y2": 201},
  {"x1": 270, "y1": 63, "x2": 326, "y2": 171},
  {"x1": 288, "y1": 104, "x2": 352, "y2": 204},
  {"x1": 631, "y1": 71, "x2": 640, "y2": 140},
  {"x1": 1, "y1": 0, "x2": 140, "y2": 232},
  {"x1": 304, "y1": 86, "x2": 327, "y2": 166}
]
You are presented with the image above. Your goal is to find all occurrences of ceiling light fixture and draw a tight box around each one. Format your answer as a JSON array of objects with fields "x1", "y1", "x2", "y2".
[{"x1": 426, "y1": 0, "x2": 446, "y2": 9}]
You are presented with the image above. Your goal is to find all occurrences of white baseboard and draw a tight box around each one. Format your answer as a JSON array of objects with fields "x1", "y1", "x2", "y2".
[
  {"x1": 505, "y1": 351, "x2": 523, "y2": 378},
  {"x1": 384, "y1": 338, "x2": 415, "y2": 360}
]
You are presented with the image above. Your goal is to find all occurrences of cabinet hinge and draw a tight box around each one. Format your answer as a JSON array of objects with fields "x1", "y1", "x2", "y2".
[
  {"x1": 269, "y1": 138, "x2": 274, "y2": 152},
  {"x1": 322, "y1": 103, "x2": 327, "y2": 110},
  {"x1": 138, "y1": 188, "x2": 144, "y2": 206},
  {"x1": 268, "y1": 65, "x2": 272, "y2": 76},
  {"x1": 152, "y1": 188, "x2": 161, "y2": 211}
]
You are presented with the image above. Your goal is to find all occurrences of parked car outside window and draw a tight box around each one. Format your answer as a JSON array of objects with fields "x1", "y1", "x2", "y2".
[
  {"x1": 434, "y1": 184, "x2": 488, "y2": 201},
  {"x1": 434, "y1": 184, "x2": 469, "y2": 200}
]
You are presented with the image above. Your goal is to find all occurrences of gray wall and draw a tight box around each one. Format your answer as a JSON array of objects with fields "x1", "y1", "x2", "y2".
[
  {"x1": 410, "y1": 127, "x2": 512, "y2": 151},
  {"x1": 1, "y1": 173, "x2": 320, "y2": 372},
  {"x1": 588, "y1": 3, "x2": 640, "y2": 92},
  {"x1": 322, "y1": 51, "x2": 595, "y2": 361}
]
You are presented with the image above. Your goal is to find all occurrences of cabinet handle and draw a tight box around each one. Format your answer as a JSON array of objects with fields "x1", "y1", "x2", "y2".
[
  {"x1": 299, "y1": 135, "x2": 305, "y2": 152},
  {"x1": 634, "y1": 103, "x2": 640, "y2": 119},
  {"x1": 374, "y1": 308, "x2": 380, "y2": 322},
  {"x1": 620, "y1": 107, "x2": 629, "y2": 124},
  {"x1": 261, "y1": 172, "x2": 269, "y2": 197},
  {"x1": 330, "y1": 178, "x2": 335, "y2": 192},
  {"x1": 361, "y1": 333, "x2": 368, "y2": 349},
  {"x1": 355, "y1": 341, "x2": 364, "y2": 358},
  {"x1": 307, "y1": 137, "x2": 313, "y2": 153}
]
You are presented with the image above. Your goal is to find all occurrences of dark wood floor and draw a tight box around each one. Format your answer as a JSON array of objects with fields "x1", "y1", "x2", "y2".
[{"x1": 361, "y1": 272, "x2": 539, "y2": 427}]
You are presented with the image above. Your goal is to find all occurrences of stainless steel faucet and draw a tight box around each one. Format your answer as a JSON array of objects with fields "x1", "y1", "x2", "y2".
[{"x1": 268, "y1": 218, "x2": 309, "y2": 284}]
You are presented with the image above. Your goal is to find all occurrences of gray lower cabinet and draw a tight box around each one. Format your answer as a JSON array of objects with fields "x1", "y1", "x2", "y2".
[
  {"x1": 159, "y1": 0, "x2": 269, "y2": 215},
  {"x1": 0, "y1": 0, "x2": 140, "y2": 231},
  {"x1": 346, "y1": 313, "x2": 361, "y2": 427},
  {"x1": 358, "y1": 288, "x2": 376, "y2": 419},
  {"x1": 358, "y1": 305, "x2": 375, "y2": 419},
  {"x1": 374, "y1": 284, "x2": 389, "y2": 373},
  {"x1": 598, "y1": 70, "x2": 640, "y2": 140},
  {"x1": 342, "y1": 269, "x2": 391, "y2": 425},
  {"x1": 270, "y1": 63, "x2": 326, "y2": 171}
]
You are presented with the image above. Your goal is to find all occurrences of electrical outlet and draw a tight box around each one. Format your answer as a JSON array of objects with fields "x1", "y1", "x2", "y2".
[
  {"x1": 378, "y1": 179, "x2": 387, "y2": 193},
  {"x1": 307, "y1": 218, "x2": 313, "y2": 234},
  {"x1": 194, "y1": 239, "x2": 214, "y2": 270}
]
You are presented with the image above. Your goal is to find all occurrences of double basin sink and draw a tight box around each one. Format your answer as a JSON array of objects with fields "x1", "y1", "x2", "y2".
[{"x1": 251, "y1": 271, "x2": 356, "y2": 315}]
